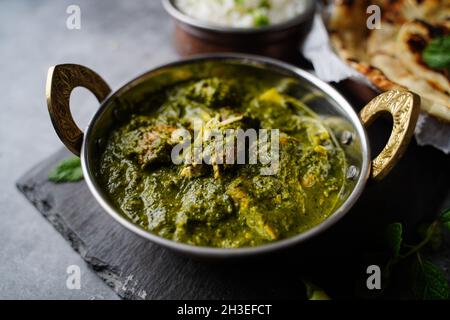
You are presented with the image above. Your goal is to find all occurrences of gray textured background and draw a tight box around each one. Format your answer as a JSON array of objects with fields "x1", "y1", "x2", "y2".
[{"x1": 0, "y1": 0, "x2": 176, "y2": 299}]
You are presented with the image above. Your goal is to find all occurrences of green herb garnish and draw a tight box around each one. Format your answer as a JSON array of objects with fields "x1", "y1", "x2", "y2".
[
  {"x1": 253, "y1": 13, "x2": 269, "y2": 27},
  {"x1": 440, "y1": 207, "x2": 450, "y2": 230},
  {"x1": 380, "y1": 208, "x2": 450, "y2": 300},
  {"x1": 412, "y1": 258, "x2": 450, "y2": 300},
  {"x1": 422, "y1": 35, "x2": 450, "y2": 70},
  {"x1": 384, "y1": 222, "x2": 403, "y2": 258},
  {"x1": 48, "y1": 156, "x2": 83, "y2": 183}
]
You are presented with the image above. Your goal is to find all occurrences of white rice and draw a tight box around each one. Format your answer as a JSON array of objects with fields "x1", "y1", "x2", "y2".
[{"x1": 175, "y1": 0, "x2": 307, "y2": 28}]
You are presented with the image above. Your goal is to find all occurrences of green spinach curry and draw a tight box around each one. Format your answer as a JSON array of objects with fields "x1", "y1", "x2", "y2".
[{"x1": 99, "y1": 76, "x2": 347, "y2": 248}]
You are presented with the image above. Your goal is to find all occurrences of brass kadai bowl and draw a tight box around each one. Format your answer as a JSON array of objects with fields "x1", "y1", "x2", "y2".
[{"x1": 46, "y1": 54, "x2": 420, "y2": 258}]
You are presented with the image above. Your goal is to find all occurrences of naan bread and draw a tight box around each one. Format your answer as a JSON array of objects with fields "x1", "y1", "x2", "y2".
[{"x1": 328, "y1": 0, "x2": 450, "y2": 122}]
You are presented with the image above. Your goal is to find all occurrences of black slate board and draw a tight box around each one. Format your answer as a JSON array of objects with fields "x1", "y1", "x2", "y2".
[{"x1": 17, "y1": 120, "x2": 450, "y2": 299}]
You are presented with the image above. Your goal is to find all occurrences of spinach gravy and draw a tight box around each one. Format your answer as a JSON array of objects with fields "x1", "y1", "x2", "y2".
[{"x1": 99, "y1": 77, "x2": 347, "y2": 248}]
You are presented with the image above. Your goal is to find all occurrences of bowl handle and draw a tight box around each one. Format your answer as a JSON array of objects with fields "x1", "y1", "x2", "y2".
[
  {"x1": 46, "y1": 64, "x2": 111, "y2": 156},
  {"x1": 360, "y1": 90, "x2": 420, "y2": 181}
]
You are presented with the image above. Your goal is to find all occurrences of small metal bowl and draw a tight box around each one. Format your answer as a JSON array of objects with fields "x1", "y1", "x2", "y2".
[
  {"x1": 46, "y1": 54, "x2": 419, "y2": 259},
  {"x1": 162, "y1": 0, "x2": 315, "y2": 62}
]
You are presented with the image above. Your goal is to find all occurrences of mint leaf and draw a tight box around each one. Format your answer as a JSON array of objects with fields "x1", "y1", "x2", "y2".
[
  {"x1": 384, "y1": 223, "x2": 403, "y2": 257},
  {"x1": 48, "y1": 157, "x2": 83, "y2": 183},
  {"x1": 422, "y1": 36, "x2": 450, "y2": 70},
  {"x1": 253, "y1": 13, "x2": 269, "y2": 27},
  {"x1": 303, "y1": 280, "x2": 331, "y2": 300},
  {"x1": 417, "y1": 222, "x2": 443, "y2": 251},
  {"x1": 440, "y1": 207, "x2": 450, "y2": 230},
  {"x1": 259, "y1": 0, "x2": 271, "y2": 9},
  {"x1": 413, "y1": 259, "x2": 450, "y2": 300}
]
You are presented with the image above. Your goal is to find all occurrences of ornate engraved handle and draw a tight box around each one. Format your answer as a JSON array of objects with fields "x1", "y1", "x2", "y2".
[
  {"x1": 360, "y1": 90, "x2": 420, "y2": 181},
  {"x1": 46, "y1": 64, "x2": 111, "y2": 156}
]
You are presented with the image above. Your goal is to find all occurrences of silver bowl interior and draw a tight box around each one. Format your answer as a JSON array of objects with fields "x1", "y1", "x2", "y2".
[{"x1": 82, "y1": 54, "x2": 370, "y2": 258}]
